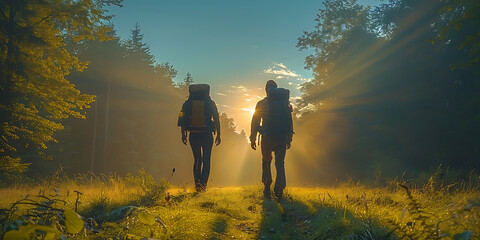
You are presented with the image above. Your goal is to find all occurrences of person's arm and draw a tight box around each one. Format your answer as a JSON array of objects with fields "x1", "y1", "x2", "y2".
[
  {"x1": 211, "y1": 100, "x2": 221, "y2": 146},
  {"x1": 286, "y1": 103, "x2": 294, "y2": 149},
  {"x1": 178, "y1": 104, "x2": 188, "y2": 145},
  {"x1": 181, "y1": 125, "x2": 188, "y2": 145},
  {"x1": 250, "y1": 101, "x2": 262, "y2": 150}
]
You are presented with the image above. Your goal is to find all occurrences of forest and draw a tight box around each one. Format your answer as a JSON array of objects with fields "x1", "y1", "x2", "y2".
[
  {"x1": 0, "y1": 0, "x2": 255, "y2": 186},
  {"x1": 2, "y1": 0, "x2": 478, "y2": 187},
  {"x1": 0, "y1": 0, "x2": 479, "y2": 239},
  {"x1": 292, "y1": 0, "x2": 479, "y2": 185}
]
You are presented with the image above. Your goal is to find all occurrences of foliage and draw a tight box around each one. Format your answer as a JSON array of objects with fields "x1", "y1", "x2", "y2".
[
  {"x1": 154, "y1": 62, "x2": 178, "y2": 85},
  {"x1": 0, "y1": 156, "x2": 29, "y2": 185},
  {"x1": 0, "y1": 169, "x2": 172, "y2": 239},
  {"x1": 0, "y1": 196, "x2": 82, "y2": 239},
  {"x1": 433, "y1": 0, "x2": 480, "y2": 68},
  {"x1": 294, "y1": 0, "x2": 480, "y2": 182},
  {"x1": 0, "y1": 0, "x2": 122, "y2": 179},
  {"x1": 296, "y1": 0, "x2": 375, "y2": 105}
]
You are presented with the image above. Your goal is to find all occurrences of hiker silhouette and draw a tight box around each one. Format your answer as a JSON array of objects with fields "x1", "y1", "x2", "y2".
[
  {"x1": 178, "y1": 84, "x2": 221, "y2": 192},
  {"x1": 250, "y1": 80, "x2": 294, "y2": 199}
]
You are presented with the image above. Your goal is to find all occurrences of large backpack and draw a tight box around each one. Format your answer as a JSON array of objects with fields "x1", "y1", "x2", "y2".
[
  {"x1": 263, "y1": 87, "x2": 293, "y2": 136},
  {"x1": 178, "y1": 84, "x2": 215, "y2": 132}
]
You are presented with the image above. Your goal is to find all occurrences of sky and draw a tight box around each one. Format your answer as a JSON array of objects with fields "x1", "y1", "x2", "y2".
[{"x1": 108, "y1": 0, "x2": 379, "y2": 133}]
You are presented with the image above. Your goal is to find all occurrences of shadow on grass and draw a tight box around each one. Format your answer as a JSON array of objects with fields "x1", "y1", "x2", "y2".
[
  {"x1": 78, "y1": 187, "x2": 173, "y2": 224},
  {"x1": 209, "y1": 216, "x2": 228, "y2": 240},
  {"x1": 257, "y1": 195, "x2": 395, "y2": 240},
  {"x1": 257, "y1": 197, "x2": 313, "y2": 240}
]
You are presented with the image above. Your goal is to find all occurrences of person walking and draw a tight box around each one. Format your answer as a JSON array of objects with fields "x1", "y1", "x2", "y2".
[
  {"x1": 178, "y1": 84, "x2": 221, "y2": 192},
  {"x1": 250, "y1": 80, "x2": 293, "y2": 199}
]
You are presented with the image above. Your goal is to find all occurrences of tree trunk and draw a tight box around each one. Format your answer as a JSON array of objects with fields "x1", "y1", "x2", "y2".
[
  {"x1": 90, "y1": 95, "x2": 98, "y2": 172},
  {"x1": 102, "y1": 81, "x2": 111, "y2": 171}
]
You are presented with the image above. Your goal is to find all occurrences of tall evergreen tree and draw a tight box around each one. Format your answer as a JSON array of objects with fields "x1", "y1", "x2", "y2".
[
  {"x1": 184, "y1": 72, "x2": 193, "y2": 87},
  {"x1": 124, "y1": 23, "x2": 155, "y2": 67}
]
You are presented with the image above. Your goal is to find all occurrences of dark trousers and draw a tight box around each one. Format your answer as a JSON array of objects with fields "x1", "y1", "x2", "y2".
[
  {"x1": 189, "y1": 132, "x2": 213, "y2": 188},
  {"x1": 261, "y1": 135, "x2": 287, "y2": 192}
]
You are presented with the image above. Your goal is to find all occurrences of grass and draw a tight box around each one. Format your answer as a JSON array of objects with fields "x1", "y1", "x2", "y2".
[{"x1": 0, "y1": 172, "x2": 479, "y2": 239}]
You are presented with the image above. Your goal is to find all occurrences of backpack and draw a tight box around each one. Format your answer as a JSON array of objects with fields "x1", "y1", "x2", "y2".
[
  {"x1": 178, "y1": 84, "x2": 215, "y2": 132},
  {"x1": 263, "y1": 87, "x2": 293, "y2": 136}
]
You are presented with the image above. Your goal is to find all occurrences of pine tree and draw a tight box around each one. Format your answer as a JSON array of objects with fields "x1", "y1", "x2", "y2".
[
  {"x1": 124, "y1": 23, "x2": 155, "y2": 67},
  {"x1": 184, "y1": 72, "x2": 194, "y2": 87}
]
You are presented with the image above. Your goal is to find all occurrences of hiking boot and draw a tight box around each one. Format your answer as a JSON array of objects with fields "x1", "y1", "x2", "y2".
[
  {"x1": 274, "y1": 189, "x2": 283, "y2": 199},
  {"x1": 195, "y1": 183, "x2": 203, "y2": 192},
  {"x1": 196, "y1": 184, "x2": 207, "y2": 193},
  {"x1": 263, "y1": 186, "x2": 271, "y2": 199}
]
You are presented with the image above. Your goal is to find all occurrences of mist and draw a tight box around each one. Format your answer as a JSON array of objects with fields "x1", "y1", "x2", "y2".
[
  {"x1": 2, "y1": 0, "x2": 478, "y2": 189},
  {"x1": 287, "y1": 0, "x2": 479, "y2": 185}
]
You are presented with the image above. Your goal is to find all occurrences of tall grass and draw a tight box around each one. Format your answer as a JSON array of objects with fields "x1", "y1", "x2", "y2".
[
  {"x1": 0, "y1": 166, "x2": 478, "y2": 239},
  {"x1": 0, "y1": 169, "x2": 169, "y2": 239}
]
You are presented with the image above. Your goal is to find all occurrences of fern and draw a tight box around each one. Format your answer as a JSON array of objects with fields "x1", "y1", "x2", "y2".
[{"x1": 396, "y1": 184, "x2": 437, "y2": 239}]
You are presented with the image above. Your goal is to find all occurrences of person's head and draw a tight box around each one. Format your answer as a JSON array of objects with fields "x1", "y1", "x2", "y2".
[{"x1": 265, "y1": 80, "x2": 277, "y2": 93}]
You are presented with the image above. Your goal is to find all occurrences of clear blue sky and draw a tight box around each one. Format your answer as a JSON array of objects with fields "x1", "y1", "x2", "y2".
[{"x1": 108, "y1": 0, "x2": 379, "y2": 132}]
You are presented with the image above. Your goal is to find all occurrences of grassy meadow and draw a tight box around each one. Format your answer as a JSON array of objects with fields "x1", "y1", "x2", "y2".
[{"x1": 0, "y1": 170, "x2": 478, "y2": 240}]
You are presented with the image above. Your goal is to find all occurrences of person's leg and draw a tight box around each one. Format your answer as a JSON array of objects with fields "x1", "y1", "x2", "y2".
[
  {"x1": 189, "y1": 133, "x2": 203, "y2": 191},
  {"x1": 273, "y1": 143, "x2": 287, "y2": 198},
  {"x1": 199, "y1": 133, "x2": 214, "y2": 189},
  {"x1": 261, "y1": 136, "x2": 273, "y2": 198}
]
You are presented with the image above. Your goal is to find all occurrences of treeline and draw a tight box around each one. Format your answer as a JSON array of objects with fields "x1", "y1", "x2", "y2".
[
  {"x1": 4, "y1": 0, "x2": 478, "y2": 187},
  {"x1": 290, "y1": 0, "x2": 479, "y2": 185},
  {"x1": 61, "y1": 26, "x2": 257, "y2": 185},
  {"x1": 50, "y1": 23, "x2": 185, "y2": 177},
  {"x1": 0, "y1": 0, "x2": 253, "y2": 185}
]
